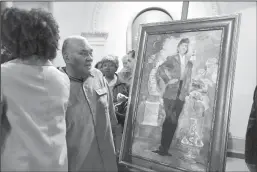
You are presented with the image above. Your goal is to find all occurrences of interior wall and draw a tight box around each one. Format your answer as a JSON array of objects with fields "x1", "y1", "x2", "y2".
[
  {"x1": 51, "y1": 2, "x2": 185, "y2": 69},
  {"x1": 86, "y1": 2, "x2": 256, "y2": 140},
  {"x1": 52, "y1": 2, "x2": 95, "y2": 67},
  {"x1": 186, "y1": 2, "x2": 257, "y2": 146},
  {"x1": 218, "y1": 4, "x2": 257, "y2": 139},
  {"x1": 6, "y1": 1, "x2": 256, "y2": 142}
]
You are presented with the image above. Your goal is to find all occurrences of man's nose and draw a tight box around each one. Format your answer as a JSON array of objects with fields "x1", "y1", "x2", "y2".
[{"x1": 86, "y1": 54, "x2": 93, "y2": 61}]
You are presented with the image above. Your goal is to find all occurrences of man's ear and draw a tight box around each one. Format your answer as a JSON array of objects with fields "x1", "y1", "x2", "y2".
[{"x1": 63, "y1": 53, "x2": 70, "y2": 63}]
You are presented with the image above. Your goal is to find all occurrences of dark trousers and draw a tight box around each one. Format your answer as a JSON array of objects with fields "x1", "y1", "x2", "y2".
[{"x1": 159, "y1": 81, "x2": 185, "y2": 152}]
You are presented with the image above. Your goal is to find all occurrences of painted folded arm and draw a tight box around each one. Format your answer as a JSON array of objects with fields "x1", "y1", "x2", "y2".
[{"x1": 156, "y1": 65, "x2": 179, "y2": 96}]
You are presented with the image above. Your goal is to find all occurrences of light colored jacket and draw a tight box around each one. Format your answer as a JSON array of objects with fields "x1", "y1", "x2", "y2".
[
  {"x1": 1, "y1": 59, "x2": 70, "y2": 171},
  {"x1": 59, "y1": 67, "x2": 119, "y2": 172}
]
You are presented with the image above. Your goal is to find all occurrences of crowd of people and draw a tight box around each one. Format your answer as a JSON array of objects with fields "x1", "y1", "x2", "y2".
[
  {"x1": 0, "y1": 7, "x2": 256, "y2": 172},
  {"x1": 0, "y1": 7, "x2": 136, "y2": 172},
  {"x1": 94, "y1": 51, "x2": 136, "y2": 128}
]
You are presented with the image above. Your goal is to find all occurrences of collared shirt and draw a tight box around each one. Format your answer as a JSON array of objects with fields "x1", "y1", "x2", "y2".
[
  {"x1": 1, "y1": 59, "x2": 70, "y2": 171},
  {"x1": 157, "y1": 54, "x2": 193, "y2": 101},
  {"x1": 107, "y1": 74, "x2": 118, "y2": 91},
  {"x1": 59, "y1": 67, "x2": 119, "y2": 172},
  {"x1": 179, "y1": 54, "x2": 186, "y2": 80}
]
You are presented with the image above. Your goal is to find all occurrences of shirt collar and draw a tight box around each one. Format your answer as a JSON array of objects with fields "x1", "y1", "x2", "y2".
[
  {"x1": 179, "y1": 54, "x2": 185, "y2": 59},
  {"x1": 61, "y1": 67, "x2": 94, "y2": 83},
  {"x1": 10, "y1": 59, "x2": 53, "y2": 66}
]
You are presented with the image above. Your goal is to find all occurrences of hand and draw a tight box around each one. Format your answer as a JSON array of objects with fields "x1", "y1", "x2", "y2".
[{"x1": 117, "y1": 93, "x2": 128, "y2": 103}]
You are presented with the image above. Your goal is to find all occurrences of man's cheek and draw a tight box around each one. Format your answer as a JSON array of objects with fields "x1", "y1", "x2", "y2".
[{"x1": 75, "y1": 58, "x2": 84, "y2": 67}]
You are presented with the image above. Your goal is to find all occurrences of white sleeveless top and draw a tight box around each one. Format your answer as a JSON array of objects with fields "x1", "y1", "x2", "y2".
[{"x1": 1, "y1": 59, "x2": 70, "y2": 171}]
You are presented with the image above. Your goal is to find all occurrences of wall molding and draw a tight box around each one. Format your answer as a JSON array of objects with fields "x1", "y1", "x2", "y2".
[
  {"x1": 81, "y1": 32, "x2": 109, "y2": 39},
  {"x1": 211, "y1": 2, "x2": 220, "y2": 16},
  {"x1": 81, "y1": 32, "x2": 109, "y2": 46},
  {"x1": 91, "y1": 2, "x2": 103, "y2": 32},
  {"x1": 227, "y1": 136, "x2": 245, "y2": 159},
  {"x1": 126, "y1": 7, "x2": 173, "y2": 52}
]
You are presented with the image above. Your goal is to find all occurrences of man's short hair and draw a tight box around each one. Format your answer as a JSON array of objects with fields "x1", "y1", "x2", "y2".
[{"x1": 62, "y1": 39, "x2": 69, "y2": 56}]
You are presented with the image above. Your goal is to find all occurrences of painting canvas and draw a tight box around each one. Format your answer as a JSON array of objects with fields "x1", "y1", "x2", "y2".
[{"x1": 119, "y1": 14, "x2": 241, "y2": 172}]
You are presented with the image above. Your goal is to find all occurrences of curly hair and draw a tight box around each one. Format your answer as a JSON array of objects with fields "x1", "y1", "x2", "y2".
[
  {"x1": 1, "y1": 7, "x2": 60, "y2": 60},
  {"x1": 101, "y1": 54, "x2": 119, "y2": 69}
]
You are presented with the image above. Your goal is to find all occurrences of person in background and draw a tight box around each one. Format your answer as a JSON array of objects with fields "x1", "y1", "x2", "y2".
[
  {"x1": 1, "y1": 8, "x2": 70, "y2": 171},
  {"x1": 101, "y1": 55, "x2": 129, "y2": 128},
  {"x1": 245, "y1": 86, "x2": 257, "y2": 172},
  {"x1": 60, "y1": 35, "x2": 122, "y2": 171},
  {"x1": 94, "y1": 60, "x2": 103, "y2": 73},
  {"x1": 118, "y1": 50, "x2": 136, "y2": 86}
]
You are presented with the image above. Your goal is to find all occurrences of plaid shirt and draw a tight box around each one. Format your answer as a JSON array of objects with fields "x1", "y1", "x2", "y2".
[{"x1": 245, "y1": 86, "x2": 257, "y2": 164}]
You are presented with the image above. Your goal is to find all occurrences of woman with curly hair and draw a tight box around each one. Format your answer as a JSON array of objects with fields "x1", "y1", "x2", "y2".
[
  {"x1": 1, "y1": 8, "x2": 70, "y2": 171},
  {"x1": 101, "y1": 55, "x2": 129, "y2": 129}
]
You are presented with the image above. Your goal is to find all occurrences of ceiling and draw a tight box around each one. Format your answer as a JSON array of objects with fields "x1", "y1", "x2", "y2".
[{"x1": 217, "y1": 2, "x2": 256, "y2": 14}]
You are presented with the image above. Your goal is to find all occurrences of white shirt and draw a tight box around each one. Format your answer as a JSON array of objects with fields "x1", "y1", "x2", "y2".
[
  {"x1": 1, "y1": 59, "x2": 70, "y2": 171},
  {"x1": 179, "y1": 54, "x2": 186, "y2": 80},
  {"x1": 106, "y1": 74, "x2": 117, "y2": 91}
]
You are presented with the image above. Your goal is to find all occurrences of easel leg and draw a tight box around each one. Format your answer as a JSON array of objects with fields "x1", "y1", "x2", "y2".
[{"x1": 181, "y1": 1, "x2": 189, "y2": 20}]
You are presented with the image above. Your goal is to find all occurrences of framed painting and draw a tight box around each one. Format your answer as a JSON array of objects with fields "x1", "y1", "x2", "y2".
[{"x1": 119, "y1": 14, "x2": 241, "y2": 172}]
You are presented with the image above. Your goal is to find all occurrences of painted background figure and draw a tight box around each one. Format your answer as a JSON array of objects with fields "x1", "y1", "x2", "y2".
[{"x1": 154, "y1": 38, "x2": 193, "y2": 156}]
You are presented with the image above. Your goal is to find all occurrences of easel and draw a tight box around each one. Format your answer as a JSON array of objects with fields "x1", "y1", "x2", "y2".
[{"x1": 181, "y1": 1, "x2": 189, "y2": 20}]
